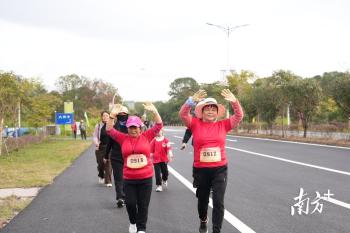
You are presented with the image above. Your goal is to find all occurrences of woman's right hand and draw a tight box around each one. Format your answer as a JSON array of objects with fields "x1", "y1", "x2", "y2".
[
  {"x1": 110, "y1": 104, "x2": 123, "y2": 118},
  {"x1": 192, "y1": 89, "x2": 207, "y2": 102}
]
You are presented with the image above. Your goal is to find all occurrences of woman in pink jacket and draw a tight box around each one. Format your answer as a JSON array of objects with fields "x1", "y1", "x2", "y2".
[
  {"x1": 106, "y1": 103, "x2": 163, "y2": 233},
  {"x1": 179, "y1": 89, "x2": 244, "y2": 233}
]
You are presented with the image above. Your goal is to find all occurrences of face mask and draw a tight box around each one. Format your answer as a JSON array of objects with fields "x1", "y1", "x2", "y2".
[{"x1": 117, "y1": 114, "x2": 128, "y2": 122}]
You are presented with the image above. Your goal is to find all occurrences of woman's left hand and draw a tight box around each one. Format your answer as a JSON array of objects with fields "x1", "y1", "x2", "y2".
[{"x1": 221, "y1": 89, "x2": 237, "y2": 102}]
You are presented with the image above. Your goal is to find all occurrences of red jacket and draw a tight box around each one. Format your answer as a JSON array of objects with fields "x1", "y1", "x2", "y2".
[
  {"x1": 150, "y1": 137, "x2": 171, "y2": 164},
  {"x1": 107, "y1": 123, "x2": 163, "y2": 180},
  {"x1": 179, "y1": 101, "x2": 243, "y2": 168}
]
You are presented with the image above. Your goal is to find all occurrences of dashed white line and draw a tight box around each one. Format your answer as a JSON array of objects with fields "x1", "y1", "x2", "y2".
[{"x1": 168, "y1": 166, "x2": 256, "y2": 233}]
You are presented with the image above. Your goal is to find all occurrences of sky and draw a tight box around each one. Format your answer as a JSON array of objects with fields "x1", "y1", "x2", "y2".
[{"x1": 0, "y1": 0, "x2": 349, "y2": 102}]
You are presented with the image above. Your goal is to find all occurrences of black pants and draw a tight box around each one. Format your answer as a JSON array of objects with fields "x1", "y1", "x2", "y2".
[
  {"x1": 80, "y1": 130, "x2": 87, "y2": 140},
  {"x1": 95, "y1": 145, "x2": 106, "y2": 179},
  {"x1": 111, "y1": 159, "x2": 125, "y2": 200},
  {"x1": 194, "y1": 166, "x2": 227, "y2": 233},
  {"x1": 154, "y1": 162, "x2": 169, "y2": 186},
  {"x1": 124, "y1": 177, "x2": 152, "y2": 232}
]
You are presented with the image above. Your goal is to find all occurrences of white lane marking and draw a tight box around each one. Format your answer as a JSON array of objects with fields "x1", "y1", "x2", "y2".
[
  {"x1": 226, "y1": 147, "x2": 350, "y2": 210},
  {"x1": 227, "y1": 139, "x2": 237, "y2": 142},
  {"x1": 173, "y1": 133, "x2": 350, "y2": 210},
  {"x1": 228, "y1": 135, "x2": 350, "y2": 150},
  {"x1": 168, "y1": 166, "x2": 256, "y2": 233},
  {"x1": 226, "y1": 147, "x2": 350, "y2": 176},
  {"x1": 321, "y1": 197, "x2": 350, "y2": 209}
]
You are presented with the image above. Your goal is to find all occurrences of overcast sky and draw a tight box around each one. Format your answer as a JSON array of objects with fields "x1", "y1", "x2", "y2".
[{"x1": 0, "y1": 0, "x2": 349, "y2": 101}]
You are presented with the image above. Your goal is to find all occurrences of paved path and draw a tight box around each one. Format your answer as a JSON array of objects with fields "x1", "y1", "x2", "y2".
[{"x1": 1, "y1": 127, "x2": 349, "y2": 233}]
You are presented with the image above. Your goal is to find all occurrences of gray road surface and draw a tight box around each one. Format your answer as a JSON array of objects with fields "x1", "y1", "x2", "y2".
[{"x1": 1, "y1": 127, "x2": 349, "y2": 233}]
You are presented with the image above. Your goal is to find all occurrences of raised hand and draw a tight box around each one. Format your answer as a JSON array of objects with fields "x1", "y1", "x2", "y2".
[
  {"x1": 221, "y1": 89, "x2": 237, "y2": 102},
  {"x1": 110, "y1": 104, "x2": 123, "y2": 118},
  {"x1": 192, "y1": 89, "x2": 207, "y2": 102},
  {"x1": 143, "y1": 102, "x2": 158, "y2": 113}
]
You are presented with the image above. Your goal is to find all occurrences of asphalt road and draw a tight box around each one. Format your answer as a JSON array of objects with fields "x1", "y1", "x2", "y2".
[{"x1": 1, "y1": 126, "x2": 349, "y2": 233}]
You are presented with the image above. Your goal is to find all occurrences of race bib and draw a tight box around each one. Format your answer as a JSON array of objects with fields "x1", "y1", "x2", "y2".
[
  {"x1": 200, "y1": 147, "x2": 221, "y2": 162},
  {"x1": 126, "y1": 154, "x2": 148, "y2": 169}
]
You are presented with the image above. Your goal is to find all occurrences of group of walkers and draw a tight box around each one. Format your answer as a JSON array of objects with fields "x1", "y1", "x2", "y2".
[
  {"x1": 71, "y1": 119, "x2": 87, "y2": 140},
  {"x1": 91, "y1": 89, "x2": 243, "y2": 233}
]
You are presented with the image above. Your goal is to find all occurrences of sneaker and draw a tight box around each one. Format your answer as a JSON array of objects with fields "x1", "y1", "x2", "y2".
[
  {"x1": 199, "y1": 218, "x2": 208, "y2": 233},
  {"x1": 98, "y1": 178, "x2": 104, "y2": 184},
  {"x1": 106, "y1": 183, "x2": 112, "y2": 187},
  {"x1": 162, "y1": 180, "x2": 167, "y2": 187},
  {"x1": 155, "y1": 185, "x2": 163, "y2": 192},
  {"x1": 129, "y1": 223, "x2": 137, "y2": 233},
  {"x1": 116, "y1": 198, "x2": 125, "y2": 208}
]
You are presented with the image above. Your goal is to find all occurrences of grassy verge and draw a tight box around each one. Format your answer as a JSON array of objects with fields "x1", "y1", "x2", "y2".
[
  {"x1": 0, "y1": 196, "x2": 33, "y2": 228},
  {"x1": 0, "y1": 138, "x2": 91, "y2": 229},
  {"x1": 0, "y1": 138, "x2": 91, "y2": 188}
]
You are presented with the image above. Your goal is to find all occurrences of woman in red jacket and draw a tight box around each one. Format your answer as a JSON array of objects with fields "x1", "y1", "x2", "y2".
[
  {"x1": 179, "y1": 89, "x2": 243, "y2": 233},
  {"x1": 107, "y1": 103, "x2": 163, "y2": 233}
]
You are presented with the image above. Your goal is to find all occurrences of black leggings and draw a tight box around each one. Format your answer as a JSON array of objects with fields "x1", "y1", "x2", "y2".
[
  {"x1": 154, "y1": 162, "x2": 169, "y2": 186},
  {"x1": 193, "y1": 166, "x2": 227, "y2": 233},
  {"x1": 124, "y1": 178, "x2": 152, "y2": 232}
]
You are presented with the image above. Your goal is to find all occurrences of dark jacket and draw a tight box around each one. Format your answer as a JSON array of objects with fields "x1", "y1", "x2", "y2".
[{"x1": 105, "y1": 120, "x2": 128, "y2": 162}]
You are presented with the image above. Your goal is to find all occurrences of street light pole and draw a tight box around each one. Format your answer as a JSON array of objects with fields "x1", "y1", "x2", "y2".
[{"x1": 206, "y1": 22, "x2": 249, "y2": 79}]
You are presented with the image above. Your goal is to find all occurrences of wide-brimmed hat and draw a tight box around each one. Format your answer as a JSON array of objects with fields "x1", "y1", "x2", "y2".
[
  {"x1": 194, "y1": 97, "x2": 226, "y2": 119},
  {"x1": 126, "y1": 116, "x2": 142, "y2": 128}
]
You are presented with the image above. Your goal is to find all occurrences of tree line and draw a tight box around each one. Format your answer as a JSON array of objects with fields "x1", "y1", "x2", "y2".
[
  {"x1": 154, "y1": 70, "x2": 350, "y2": 138},
  {"x1": 0, "y1": 72, "x2": 121, "y2": 135},
  {"x1": 1, "y1": 70, "x2": 349, "y2": 139}
]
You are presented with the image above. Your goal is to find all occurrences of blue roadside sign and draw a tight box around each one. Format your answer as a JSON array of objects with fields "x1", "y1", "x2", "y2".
[{"x1": 55, "y1": 113, "x2": 74, "y2": 125}]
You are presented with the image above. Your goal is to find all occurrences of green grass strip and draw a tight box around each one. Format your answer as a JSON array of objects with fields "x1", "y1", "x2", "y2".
[{"x1": 0, "y1": 138, "x2": 91, "y2": 188}]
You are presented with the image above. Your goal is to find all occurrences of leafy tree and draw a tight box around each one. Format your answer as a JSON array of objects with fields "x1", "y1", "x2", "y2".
[
  {"x1": 26, "y1": 93, "x2": 62, "y2": 128},
  {"x1": 166, "y1": 77, "x2": 200, "y2": 124},
  {"x1": 251, "y1": 79, "x2": 280, "y2": 134},
  {"x1": 200, "y1": 82, "x2": 225, "y2": 103},
  {"x1": 168, "y1": 77, "x2": 199, "y2": 101},
  {"x1": 287, "y1": 78, "x2": 322, "y2": 137},
  {"x1": 313, "y1": 71, "x2": 348, "y2": 123},
  {"x1": 226, "y1": 70, "x2": 256, "y2": 97},
  {"x1": 227, "y1": 70, "x2": 258, "y2": 123},
  {"x1": 328, "y1": 73, "x2": 350, "y2": 119},
  {"x1": 55, "y1": 75, "x2": 120, "y2": 119},
  {"x1": 56, "y1": 74, "x2": 84, "y2": 93},
  {"x1": 270, "y1": 70, "x2": 300, "y2": 136},
  {"x1": 0, "y1": 72, "x2": 21, "y2": 155}
]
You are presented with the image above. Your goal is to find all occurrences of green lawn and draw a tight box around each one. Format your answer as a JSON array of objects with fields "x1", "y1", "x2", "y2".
[{"x1": 0, "y1": 138, "x2": 91, "y2": 188}]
